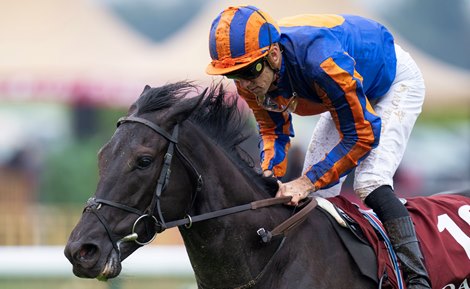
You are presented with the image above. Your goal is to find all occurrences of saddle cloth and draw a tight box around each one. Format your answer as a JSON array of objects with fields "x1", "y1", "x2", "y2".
[{"x1": 328, "y1": 195, "x2": 470, "y2": 289}]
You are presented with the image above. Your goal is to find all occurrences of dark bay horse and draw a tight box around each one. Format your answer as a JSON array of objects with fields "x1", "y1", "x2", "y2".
[
  {"x1": 64, "y1": 81, "x2": 376, "y2": 288},
  {"x1": 64, "y1": 82, "x2": 470, "y2": 289}
]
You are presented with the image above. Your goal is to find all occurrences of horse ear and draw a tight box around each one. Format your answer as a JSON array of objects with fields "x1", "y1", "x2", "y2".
[
  {"x1": 129, "y1": 85, "x2": 150, "y2": 115},
  {"x1": 165, "y1": 88, "x2": 207, "y2": 124},
  {"x1": 142, "y1": 85, "x2": 151, "y2": 94}
]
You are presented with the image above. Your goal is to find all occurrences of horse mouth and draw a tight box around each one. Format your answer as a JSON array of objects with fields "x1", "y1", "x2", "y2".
[{"x1": 96, "y1": 249, "x2": 122, "y2": 281}]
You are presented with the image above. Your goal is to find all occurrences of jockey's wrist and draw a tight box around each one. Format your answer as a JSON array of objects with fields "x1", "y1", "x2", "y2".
[{"x1": 299, "y1": 175, "x2": 316, "y2": 193}]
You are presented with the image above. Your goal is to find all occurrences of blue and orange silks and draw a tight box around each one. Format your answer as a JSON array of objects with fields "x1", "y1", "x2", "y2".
[{"x1": 236, "y1": 14, "x2": 397, "y2": 190}]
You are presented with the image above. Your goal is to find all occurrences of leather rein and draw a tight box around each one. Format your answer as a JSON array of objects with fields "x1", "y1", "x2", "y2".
[{"x1": 84, "y1": 115, "x2": 318, "y2": 287}]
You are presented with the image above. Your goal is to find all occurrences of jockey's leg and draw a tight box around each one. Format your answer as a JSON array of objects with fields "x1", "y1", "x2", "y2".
[
  {"x1": 365, "y1": 185, "x2": 431, "y2": 289},
  {"x1": 355, "y1": 45, "x2": 430, "y2": 289}
]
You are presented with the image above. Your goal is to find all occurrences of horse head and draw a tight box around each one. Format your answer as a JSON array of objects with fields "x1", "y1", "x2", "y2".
[
  {"x1": 64, "y1": 81, "x2": 276, "y2": 281},
  {"x1": 63, "y1": 82, "x2": 209, "y2": 279}
]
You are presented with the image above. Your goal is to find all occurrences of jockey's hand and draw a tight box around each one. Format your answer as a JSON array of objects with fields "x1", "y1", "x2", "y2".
[
  {"x1": 262, "y1": 170, "x2": 274, "y2": 178},
  {"x1": 275, "y1": 175, "x2": 316, "y2": 206}
]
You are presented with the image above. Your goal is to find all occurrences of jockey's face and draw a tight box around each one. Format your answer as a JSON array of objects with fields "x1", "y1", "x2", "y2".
[{"x1": 230, "y1": 45, "x2": 282, "y2": 98}]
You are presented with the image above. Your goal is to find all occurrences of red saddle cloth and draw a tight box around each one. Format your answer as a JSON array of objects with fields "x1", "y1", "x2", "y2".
[{"x1": 328, "y1": 194, "x2": 470, "y2": 289}]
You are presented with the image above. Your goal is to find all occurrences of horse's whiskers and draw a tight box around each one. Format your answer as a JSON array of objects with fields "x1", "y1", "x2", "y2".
[{"x1": 97, "y1": 249, "x2": 121, "y2": 281}]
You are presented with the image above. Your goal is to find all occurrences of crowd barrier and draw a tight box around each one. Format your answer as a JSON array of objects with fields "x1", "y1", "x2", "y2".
[{"x1": 0, "y1": 245, "x2": 193, "y2": 277}]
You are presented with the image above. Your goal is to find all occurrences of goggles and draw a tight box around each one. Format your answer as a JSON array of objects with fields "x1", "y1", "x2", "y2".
[
  {"x1": 256, "y1": 92, "x2": 298, "y2": 113},
  {"x1": 224, "y1": 58, "x2": 266, "y2": 80}
]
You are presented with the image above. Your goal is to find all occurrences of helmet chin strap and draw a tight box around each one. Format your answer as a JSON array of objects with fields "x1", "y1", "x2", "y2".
[{"x1": 266, "y1": 49, "x2": 281, "y2": 87}]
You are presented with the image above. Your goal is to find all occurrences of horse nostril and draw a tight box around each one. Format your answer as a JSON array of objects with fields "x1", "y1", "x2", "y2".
[
  {"x1": 78, "y1": 244, "x2": 97, "y2": 259},
  {"x1": 74, "y1": 243, "x2": 100, "y2": 268}
]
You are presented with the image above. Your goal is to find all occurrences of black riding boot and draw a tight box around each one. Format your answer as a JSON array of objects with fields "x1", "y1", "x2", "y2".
[
  {"x1": 384, "y1": 216, "x2": 431, "y2": 289},
  {"x1": 365, "y1": 185, "x2": 431, "y2": 289}
]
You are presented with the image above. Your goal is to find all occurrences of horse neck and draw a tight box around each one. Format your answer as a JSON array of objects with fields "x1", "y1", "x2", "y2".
[
  {"x1": 181, "y1": 122, "x2": 267, "y2": 205},
  {"x1": 175, "y1": 124, "x2": 372, "y2": 288},
  {"x1": 177, "y1": 123, "x2": 290, "y2": 287}
]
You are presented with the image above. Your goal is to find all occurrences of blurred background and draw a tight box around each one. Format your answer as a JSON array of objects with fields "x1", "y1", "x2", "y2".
[{"x1": 0, "y1": 0, "x2": 469, "y2": 288}]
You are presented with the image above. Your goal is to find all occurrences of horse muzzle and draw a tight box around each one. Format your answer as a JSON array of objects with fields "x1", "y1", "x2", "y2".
[{"x1": 64, "y1": 239, "x2": 122, "y2": 280}]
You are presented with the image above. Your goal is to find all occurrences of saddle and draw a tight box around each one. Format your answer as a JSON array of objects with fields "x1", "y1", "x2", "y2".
[
  {"x1": 316, "y1": 197, "x2": 399, "y2": 289},
  {"x1": 258, "y1": 193, "x2": 470, "y2": 289},
  {"x1": 258, "y1": 195, "x2": 392, "y2": 287},
  {"x1": 320, "y1": 193, "x2": 470, "y2": 289}
]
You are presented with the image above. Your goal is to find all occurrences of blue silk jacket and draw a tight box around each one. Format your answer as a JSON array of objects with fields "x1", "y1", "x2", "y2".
[{"x1": 236, "y1": 14, "x2": 397, "y2": 190}]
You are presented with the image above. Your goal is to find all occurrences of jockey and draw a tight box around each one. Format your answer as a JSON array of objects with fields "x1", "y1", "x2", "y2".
[{"x1": 205, "y1": 5, "x2": 430, "y2": 289}]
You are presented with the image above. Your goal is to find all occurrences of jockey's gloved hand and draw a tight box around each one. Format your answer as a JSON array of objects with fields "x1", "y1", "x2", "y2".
[{"x1": 275, "y1": 175, "x2": 316, "y2": 206}]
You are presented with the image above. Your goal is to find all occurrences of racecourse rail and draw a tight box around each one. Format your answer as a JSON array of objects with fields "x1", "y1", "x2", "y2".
[{"x1": 0, "y1": 245, "x2": 192, "y2": 277}]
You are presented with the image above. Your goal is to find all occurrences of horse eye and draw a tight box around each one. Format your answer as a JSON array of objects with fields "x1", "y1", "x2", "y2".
[{"x1": 136, "y1": 156, "x2": 153, "y2": 169}]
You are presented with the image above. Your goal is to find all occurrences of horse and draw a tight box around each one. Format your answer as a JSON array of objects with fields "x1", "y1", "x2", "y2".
[{"x1": 64, "y1": 81, "x2": 470, "y2": 289}]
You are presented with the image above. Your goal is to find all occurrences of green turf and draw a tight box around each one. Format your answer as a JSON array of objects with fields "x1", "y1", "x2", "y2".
[{"x1": 0, "y1": 277, "x2": 197, "y2": 289}]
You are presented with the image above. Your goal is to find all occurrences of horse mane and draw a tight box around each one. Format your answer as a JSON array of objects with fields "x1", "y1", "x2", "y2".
[
  {"x1": 133, "y1": 81, "x2": 279, "y2": 196},
  {"x1": 134, "y1": 81, "x2": 249, "y2": 148}
]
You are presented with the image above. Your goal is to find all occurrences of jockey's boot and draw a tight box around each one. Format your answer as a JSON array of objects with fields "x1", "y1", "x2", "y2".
[
  {"x1": 383, "y1": 216, "x2": 432, "y2": 289},
  {"x1": 364, "y1": 185, "x2": 431, "y2": 289}
]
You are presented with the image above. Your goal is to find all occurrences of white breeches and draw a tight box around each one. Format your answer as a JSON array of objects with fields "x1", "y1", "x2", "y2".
[{"x1": 303, "y1": 44, "x2": 425, "y2": 201}]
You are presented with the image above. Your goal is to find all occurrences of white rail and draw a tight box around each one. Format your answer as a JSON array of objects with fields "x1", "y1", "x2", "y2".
[{"x1": 0, "y1": 245, "x2": 193, "y2": 277}]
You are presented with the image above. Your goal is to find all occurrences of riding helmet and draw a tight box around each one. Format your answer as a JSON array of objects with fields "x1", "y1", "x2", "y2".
[{"x1": 206, "y1": 5, "x2": 281, "y2": 75}]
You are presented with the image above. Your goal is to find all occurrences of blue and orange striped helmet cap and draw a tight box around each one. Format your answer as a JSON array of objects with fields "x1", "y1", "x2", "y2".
[{"x1": 206, "y1": 5, "x2": 281, "y2": 75}]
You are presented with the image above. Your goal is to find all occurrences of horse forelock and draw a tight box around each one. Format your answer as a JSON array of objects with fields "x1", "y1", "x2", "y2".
[{"x1": 134, "y1": 81, "x2": 196, "y2": 115}]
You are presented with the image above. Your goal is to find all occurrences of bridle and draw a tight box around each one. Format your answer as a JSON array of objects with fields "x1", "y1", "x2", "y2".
[
  {"x1": 84, "y1": 115, "x2": 203, "y2": 252},
  {"x1": 84, "y1": 115, "x2": 291, "y2": 250},
  {"x1": 83, "y1": 114, "x2": 318, "y2": 288}
]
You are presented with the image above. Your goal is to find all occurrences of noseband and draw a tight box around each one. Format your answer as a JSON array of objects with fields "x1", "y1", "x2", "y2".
[{"x1": 84, "y1": 116, "x2": 203, "y2": 251}]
